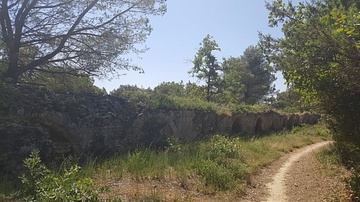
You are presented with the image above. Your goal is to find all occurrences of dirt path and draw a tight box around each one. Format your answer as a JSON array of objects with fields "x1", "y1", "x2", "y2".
[
  {"x1": 265, "y1": 141, "x2": 331, "y2": 202},
  {"x1": 243, "y1": 141, "x2": 350, "y2": 202},
  {"x1": 98, "y1": 141, "x2": 350, "y2": 201}
]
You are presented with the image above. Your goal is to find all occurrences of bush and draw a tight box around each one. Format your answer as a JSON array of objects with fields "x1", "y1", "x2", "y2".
[
  {"x1": 20, "y1": 150, "x2": 102, "y2": 202},
  {"x1": 209, "y1": 135, "x2": 242, "y2": 159},
  {"x1": 193, "y1": 158, "x2": 235, "y2": 191},
  {"x1": 190, "y1": 135, "x2": 248, "y2": 191}
]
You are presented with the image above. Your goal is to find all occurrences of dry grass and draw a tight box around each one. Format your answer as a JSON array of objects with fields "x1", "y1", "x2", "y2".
[{"x1": 316, "y1": 146, "x2": 353, "y2": 201}]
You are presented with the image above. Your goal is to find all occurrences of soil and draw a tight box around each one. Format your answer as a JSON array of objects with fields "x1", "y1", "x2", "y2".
[{"x1": 242, "y1": 141, "x2": 352, "y2": 202}]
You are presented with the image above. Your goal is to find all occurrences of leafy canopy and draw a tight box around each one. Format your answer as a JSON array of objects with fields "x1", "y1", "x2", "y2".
[{"x1": 222, "y1": 46, "x2": 275, "y2": 105}]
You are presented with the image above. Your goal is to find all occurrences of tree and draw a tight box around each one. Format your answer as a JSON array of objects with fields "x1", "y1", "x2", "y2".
[
  {"x1": 222, "y1": 46, "x2": 276, "y2": 105},
  {"x1": 189, "y1": 34, "x2": 222, "y2": 102},
  {"x1": 221, "y1": 57, "x2": 246, "y2": 104},
  {"x1": 24, "y1": 70, "x2": 107, "y2": 94},
  {"x1": 111, "y1": 84, "x2": 152, "y2": 104},
  {"x1": 184, "y1": 81, "x2": 207, "y2": 101},
  {"x1": 271, "y1": 86, "x2": 303, "y2": 111},
  {"x1": 154, "y1": 81, "x2": 185, "y2": 97},
  {"x1": 0, "y1": 0, "x2": 166, "y2": 82},
  {"x1": 263, "y1": 0, "x2": 360, "y2": 195}
]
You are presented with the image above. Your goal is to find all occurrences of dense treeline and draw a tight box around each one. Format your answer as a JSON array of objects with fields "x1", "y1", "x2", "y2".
[
  {"x1": 111, "y1": 38, "x2": 279, "y2": 110},
  {"x1": 189, "y1": 35, "x2": 276, "y2": 105},
  {"x1": 262, "y1": 0, "x2": 360, "y2": 198}
]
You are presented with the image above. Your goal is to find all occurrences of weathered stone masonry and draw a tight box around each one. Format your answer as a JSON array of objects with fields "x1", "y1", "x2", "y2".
[{"x1": 0, "y1": 86, "x2": 320, "y2": 173}]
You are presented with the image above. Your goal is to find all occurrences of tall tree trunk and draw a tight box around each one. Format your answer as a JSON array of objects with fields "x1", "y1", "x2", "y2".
[
  {"x1": 207, "y1": 74, "x2": 211, "y2": 102},
  {"x1": 2, "y1": 64, "x2": 19, "y2": 83}
]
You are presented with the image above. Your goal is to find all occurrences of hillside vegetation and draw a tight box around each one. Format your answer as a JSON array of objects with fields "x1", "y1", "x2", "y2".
[{"x1": 0, "y1": 124, "x2": 331, "y2": 201}]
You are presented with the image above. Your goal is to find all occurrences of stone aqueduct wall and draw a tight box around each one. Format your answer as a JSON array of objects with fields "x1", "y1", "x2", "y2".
[{"x1": 0, "y1": 86, "x2": 320, "y2": 173}]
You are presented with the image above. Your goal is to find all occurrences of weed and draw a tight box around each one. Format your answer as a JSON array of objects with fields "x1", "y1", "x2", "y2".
[
  {"x1": 193, "y1": 158, "x2": 235, "y2": 191},
  {"x1": 165, "y1": 136, "x2": 182, "y2": 153},
  {"x1": 20, "y1": 150, "x2": 103, "y2": 202},
  {"x1": 208, "y1": 135, "x2": 242, "y2": 159}
]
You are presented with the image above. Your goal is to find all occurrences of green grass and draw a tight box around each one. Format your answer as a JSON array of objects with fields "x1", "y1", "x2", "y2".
[
  {"x1": 240, "y1": 124, "x2": 330, "y2": 171},
  {"x1": 88, "y1": 124, "x2": 331, "y2": 196}
]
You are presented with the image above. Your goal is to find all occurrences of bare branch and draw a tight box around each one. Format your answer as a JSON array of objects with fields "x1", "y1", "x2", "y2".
[
  {"x1": 1, "y1": 0, "x2": 14, "y2": 43},
  {"x1": 5, "y1": 0, "x2": 20, "y2": 9},
  {"x1": 22, "y1": 0, "x2": 99, "y2": 72}
]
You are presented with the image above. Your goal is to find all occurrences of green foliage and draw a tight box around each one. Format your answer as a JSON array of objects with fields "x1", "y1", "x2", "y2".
[
  {"x1": 208, "y1": 135, "x2": 242, "y2": 159},
  {"x1": 111, "y1": 82, "x2": 281, "y2": 115},
  {"x1": 272, "y1": 86, "x2": 319, "y2": 113},
  {"x1": 190, "y1": 135, "x2": 247, "y2": 191},
  {"x1": 125, "y1": 149, "x2": 167, "y2": 179},
  {"x1": 155, "y1": 96, "x2": 219, "y2": 111},
  {"x1": 111, "y1": 84, "x2": 231, "y2": 114},
  {"x1": 0, "y1": 174, "x2": 18, "y2": 201},
  {"x1": 221, "y1": 57, "x2": 246, "y2": 104},
  {"x1": 348, "y1": 171, "x2": 360, "y2": 201},
  {"x1": 222, "y1": 46, "x2": 276, "y2": 105},
  {"x1": 52, "y1": 93, "x2": 82, "y2": 112},
  {"x1": 87, "y1": 124, "x2": 328, "y2": 199},
  {"x1": 20, "y1": 150, "x2": 102, "y2": 202},
  {"x1": 272, "y1": 87, "x2": 301, "y2": 111},
  {"x1": 320, "y1": 5, "x2": 360, "y2": 48},
  {"x1": 165, "y1": 136, "x2": 182, "y2": 153},
  {"x1": 189, "y1": 34, "x2": 223, "y2": 102},
  {"x1": 263, "y1": 0, "x2": 360, "y2": 198},
  {"x1": 21, "y1": 70, "x2": 106, "y2": 94},
  {"x1": 228, "y1": 103, "x2": 253, "y2": 113},
  {"x1": 193, "y1": 158, "x2": 235, "y2": 191},
  {"x1": 263, "y1": 0, "x2": 359, "y2": 102},
  {"x1": 153, "y1": 81, "x2": 185, "y2": 97},
  {"x1": 183, "y1": 81, "x2": 207, "y2": 100},
  {"x1": 111, "y1": 85, "x2": 152, "y2": 104}
]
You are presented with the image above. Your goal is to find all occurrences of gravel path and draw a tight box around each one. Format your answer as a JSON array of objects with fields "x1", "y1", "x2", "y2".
[{"x1": 242, "y1": 141, "x2": 350, "y2": 202}]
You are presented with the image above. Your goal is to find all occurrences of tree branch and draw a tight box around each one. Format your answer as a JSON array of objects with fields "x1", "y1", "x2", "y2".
[
  {"x1": 22, "y1": 0, "x2": 100, "y2": 73},
  {"x1": 1, "y1": 0, "x2": 14, "y2": 44},
  {"x1": 74, "y1": 0, "x2": 143, "y2": 34}
]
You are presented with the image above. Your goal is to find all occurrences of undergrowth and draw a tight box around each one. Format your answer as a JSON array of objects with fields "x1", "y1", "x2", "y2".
[
  {"x1": 90, "y1": 124, "x2": 331, "y2": 200},
  {"x1": 317, "y1": 145, "x2": 354, "y2": 201},
  {"x1": 0, "y1": 150, "x2": 106, "y2": 202},
  {"x1": 0, "y1": 124, "x2": 332, "y2": 201}
]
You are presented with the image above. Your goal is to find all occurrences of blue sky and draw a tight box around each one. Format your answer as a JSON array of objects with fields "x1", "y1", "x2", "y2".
[{"x1": 95, "y1": 0, "x2": 300, "y2": 93}]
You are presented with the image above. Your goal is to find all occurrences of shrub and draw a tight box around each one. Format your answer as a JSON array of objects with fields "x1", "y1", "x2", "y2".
[
  {"x1": 209, "y1": 135, "x2": 242, "y2": 159},
  {"x1": 193, "y1": 158, "x2": 235, "y2": 191},
  {"x1": 20, "y1": 150, "x2": 102, "y2": 202}
]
